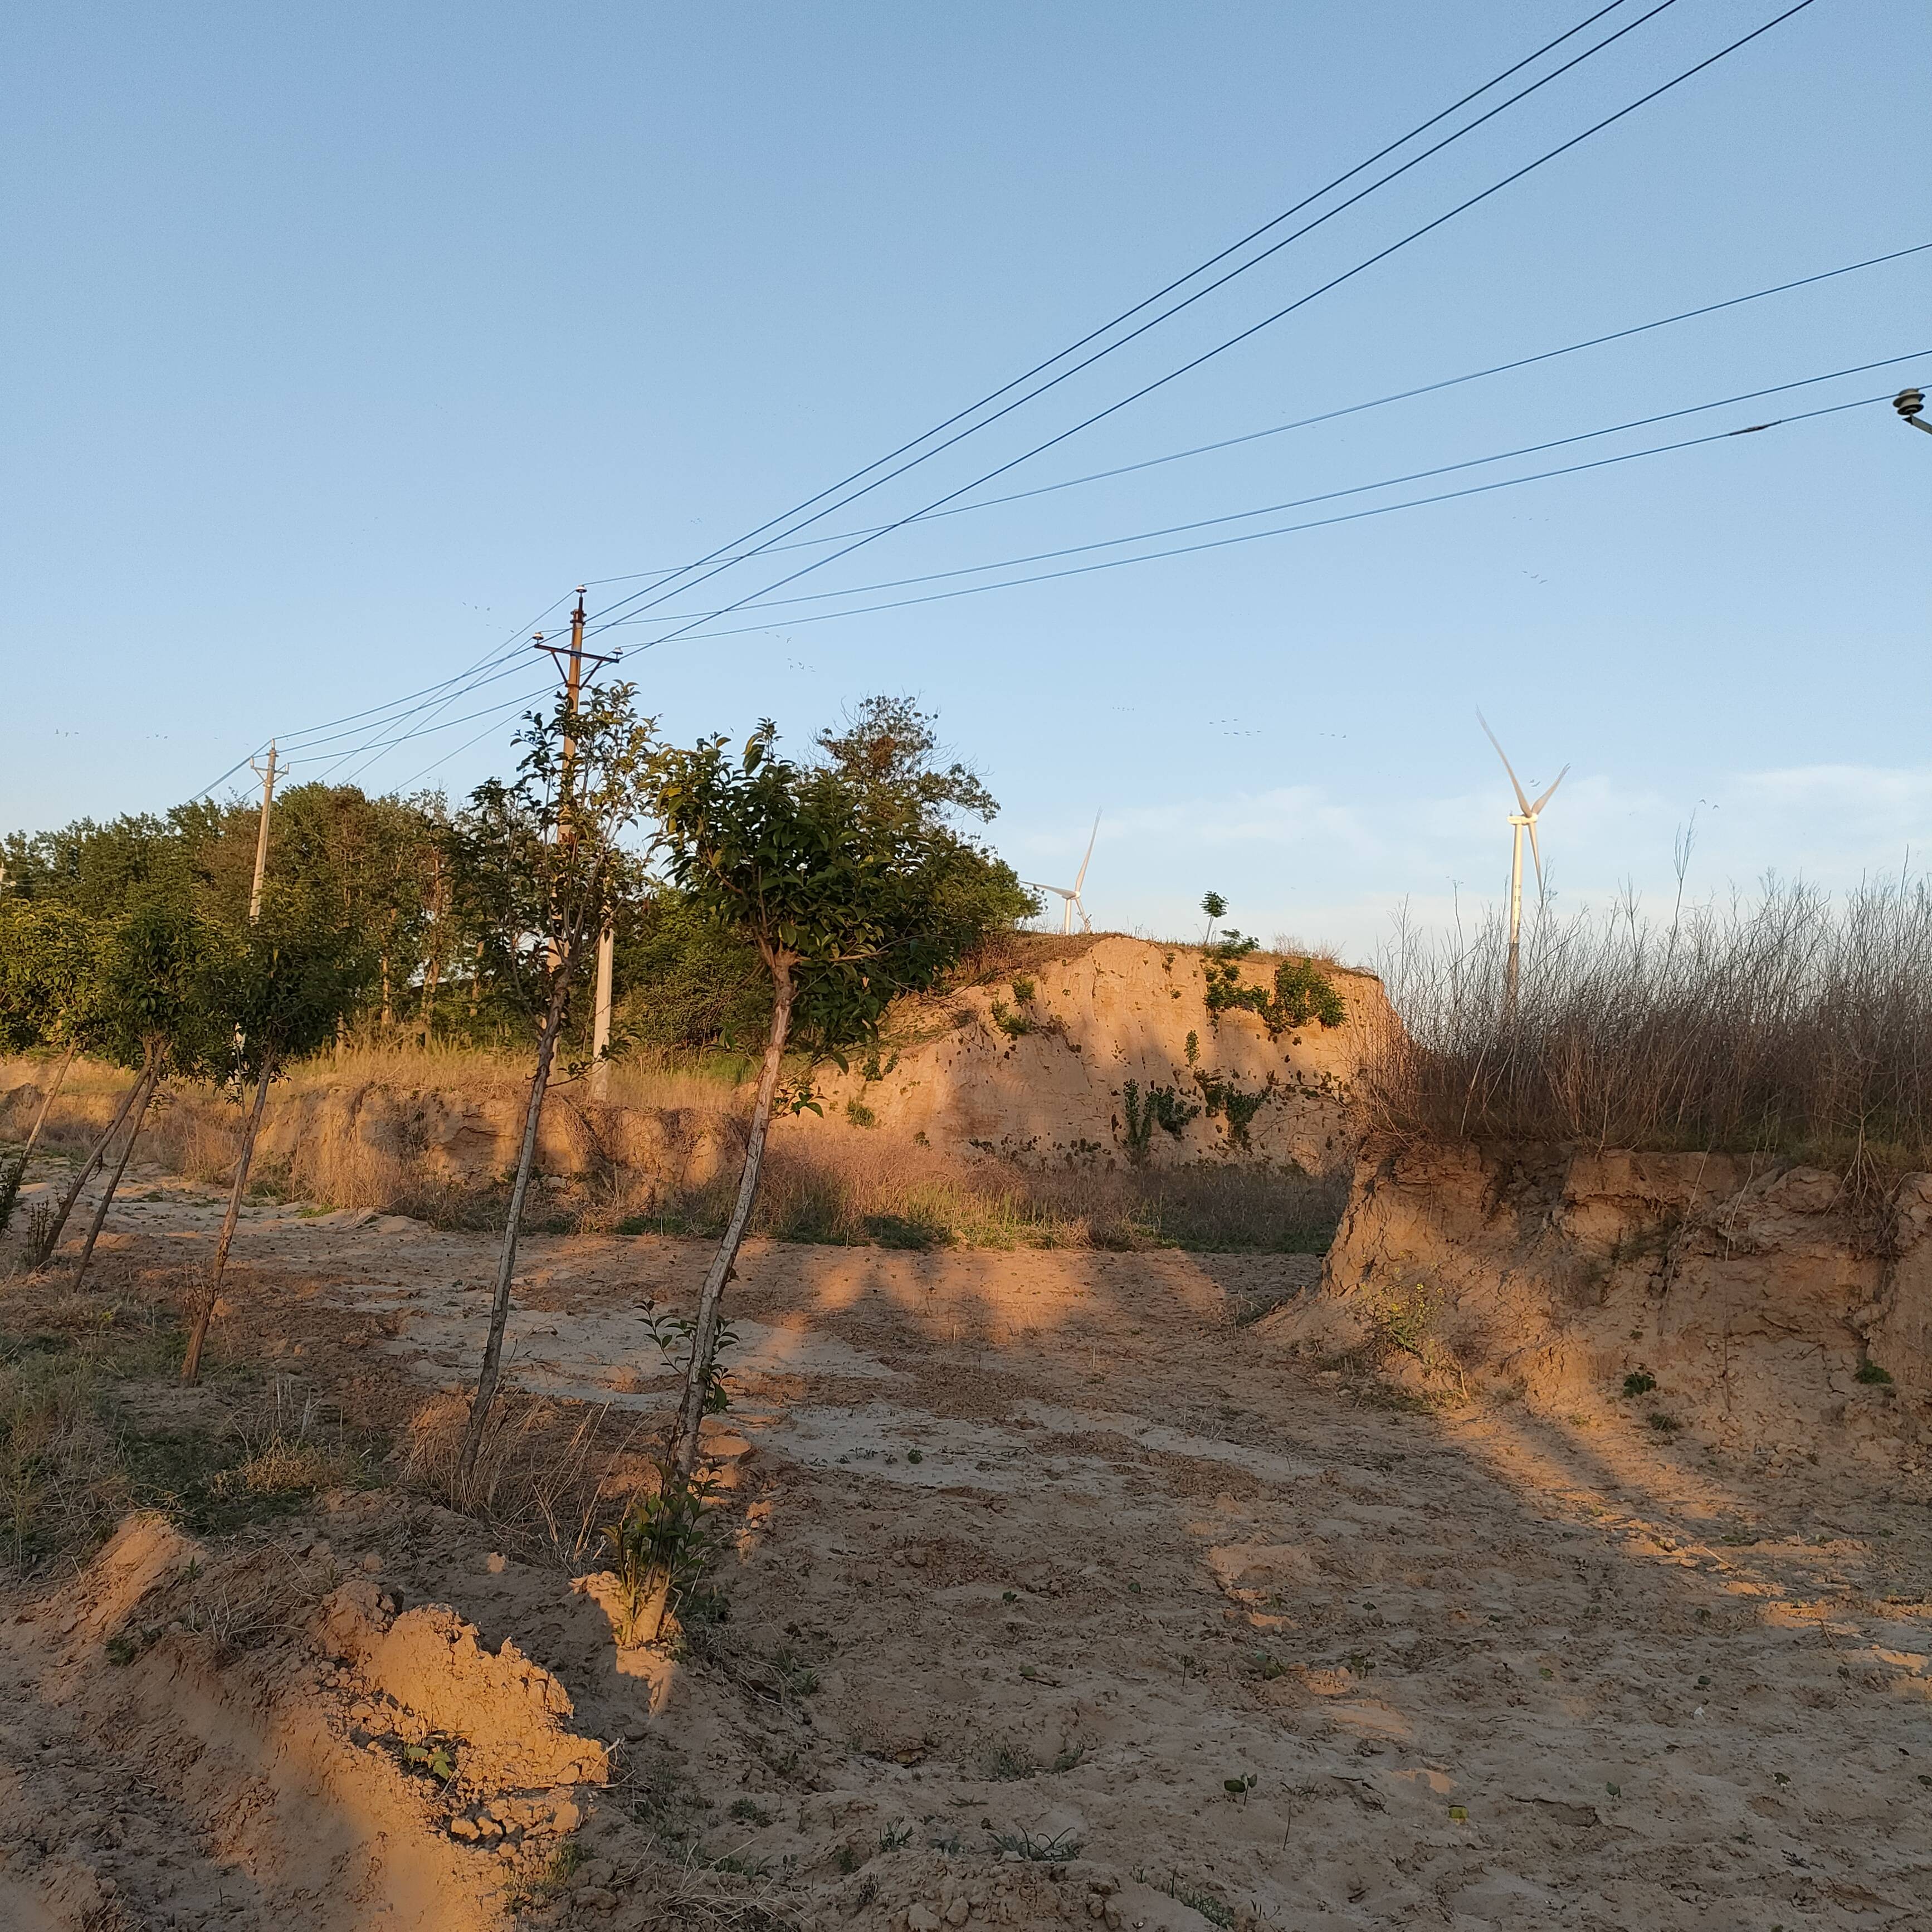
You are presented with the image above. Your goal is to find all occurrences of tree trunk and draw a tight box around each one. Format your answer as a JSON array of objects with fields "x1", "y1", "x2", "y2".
[
  {"x1": 72, "y1": 1060, "x2": 160, "y2": 1287},
  {"x1": 27, "y1": 1064, "x2": 150, "y2": 1268},
  {"x1": 669, "y1": 953, "x2": 796, "y2": 1484},
  {"x1": 0, "y1": 1040, "x2": 78, "y2": 1235},
  {"x1": 420, "y1": 856, "x2": 446, "y2": 1043},
  {"x1": 180, "y1": 1054, "x2": 276, "y2": 1384},
  {"x1": 455, "y1": 971, "x2": 574, "y2": 1497}
]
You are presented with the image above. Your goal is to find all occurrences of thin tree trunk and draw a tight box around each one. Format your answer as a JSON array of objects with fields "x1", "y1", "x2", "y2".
[
  {"x1": 72, "y1": 1061, "x2": 159, "y2": 1287},
  {"x1": 419, "y1": 938, "x2": 443, "y2": 1041},
  {"x1": 455, "y1": 973, "x2": 574, "y2": 1497},
  {"x1": 27, "y1": 1063, "x2": 150, "y2": 1268},
  {"x1": 670, "y1": 953, "x2": 796, "y2": 1484},
  {"x1": 420, "y1": 856, "x2": 445, "y2": 1043},
  {"x1": 17, "y1": 1040, "x2": 78, "y2": 1171},
  {"x1": 0, "y1": 1040, "x2": 78, "y2": 1235},
  {"x1": 180, "y1": 1054, "x2": 276, "y2": 1384}
]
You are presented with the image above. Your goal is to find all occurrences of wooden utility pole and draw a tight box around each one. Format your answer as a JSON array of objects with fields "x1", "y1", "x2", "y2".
[
  {"x1": 247, "y1": 741, "x2": 280, "y2": 923},
  {"x1": 533, "y1": 590, "x2": 619, "y2": 1090}
]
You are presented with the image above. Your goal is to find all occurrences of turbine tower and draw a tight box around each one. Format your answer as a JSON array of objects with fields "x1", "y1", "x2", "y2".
[
  {"x1": 1478, "y1": 714, "x2": 1567, "y2": 1006},
  {"x1": 1026, "y1": 812, "x2": 1100, "y2": 935}
]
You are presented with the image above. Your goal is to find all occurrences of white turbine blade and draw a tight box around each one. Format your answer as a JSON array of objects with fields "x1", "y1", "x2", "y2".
[
  {"x1": 1074, "y1": 811, "x2": 1100, "y2": 894},
  {"x1": 1530, "y1": 764, "x2": 1569, "y2": 816},
  {"x1": 1527, "y1": 816, "x2": 1545, "y2": 897},
  {"x1": 1477, "y1": 710, "x2": 1533, "y2": 818}
]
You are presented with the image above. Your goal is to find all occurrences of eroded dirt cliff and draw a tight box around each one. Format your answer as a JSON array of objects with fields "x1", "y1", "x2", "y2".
[{"x1": 1269, "y1": 1137, "x2": 1931, "y2": 1466}]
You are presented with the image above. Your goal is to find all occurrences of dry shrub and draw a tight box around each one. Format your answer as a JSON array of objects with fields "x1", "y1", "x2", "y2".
[
  {"x1": 1, "y1": 1350, "x2": 124, "y2": 1567},
  {"x1": 403, "y1": 1391, "x2": 657, "y2": 1561},
  {"x1": 1367, "y1": 877, "x2": 1932, "y2": 1181}
]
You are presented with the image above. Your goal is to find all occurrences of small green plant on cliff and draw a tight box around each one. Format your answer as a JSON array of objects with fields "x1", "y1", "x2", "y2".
[
  {"x1": 1622, "y1": 1370, "x2": 1657, "y2": 1398},
  {"x1": 1199, "y1": 930, "x2": 1344, "y2": 1039},
  {"x1": 1120, "y1": 1080, "x2": 1200, "y2": 1164},
  {"x1": 991, "y1": 999, "x2": 1035, "y2": 1040},
  {"x1": 1193, "y1": 1070, "x2": 1275, "y2": 1149},
  {"x1": 1268, "y1": 956, "x2": 1346, "y2": 1033},
  {"x1": 1855, "y1": 1360, "x2": 1894, "y2": 1385}
]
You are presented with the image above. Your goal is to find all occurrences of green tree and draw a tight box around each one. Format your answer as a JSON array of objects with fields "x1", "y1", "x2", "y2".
[
  {"x1": 645, "y1": 718, "x2": 1012, "y2": 1482},
  {"x1": 0, "y1": 900, "x2": 109, "y2": 1233},
  {"x1": 179, "y1": 902, "x2": 374, "y2": 1383},
  {"x1": 1201, "y1": 891, "x2": 1227, "y2": 945},
  {"x1": 456, "y1": 685, "x2": 657, "y2": 1494},
  {"x1": 35, "y1": 901, "x2": 218, "y2": 1280}
]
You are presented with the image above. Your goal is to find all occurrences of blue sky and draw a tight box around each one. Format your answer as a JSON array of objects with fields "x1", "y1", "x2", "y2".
[{"x1": 5, "y1": 1, "x2": 1928, "y2": 959}]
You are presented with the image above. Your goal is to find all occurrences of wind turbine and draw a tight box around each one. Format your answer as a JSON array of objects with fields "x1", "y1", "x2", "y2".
[
  {"x1": 1478, "y1": 713, "x2": 1567, "y2": 1004},
  {"x1": 1026, "y1": 812, "x2": 1100, "y2": 935}
]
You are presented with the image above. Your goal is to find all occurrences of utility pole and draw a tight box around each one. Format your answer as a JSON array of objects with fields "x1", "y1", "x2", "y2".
[
  {"x1": 533, "y1": 591, "x2": 621, "y2": 1094},
  {"x1": 247, "y1": 741, "x2": 280, "y2": 924},
  {"x1": 1897, "y1": 388, "x2": 1932, "y2": 437},
  {"x1": 591, "y1": 917, "x2": 615, "y2": 1100}
]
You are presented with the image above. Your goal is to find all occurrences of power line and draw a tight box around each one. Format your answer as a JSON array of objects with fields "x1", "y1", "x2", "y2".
[
  {"x1": 606, "y1": 354, "x2": 1923, "y2": 625},
  {"x1": 592, "y1": 241, "x2": 1932, "y2": 578},
  {"x1": 187, "y1": 589, "x2": 575, "y2": 799},
  {"x1": 643, "y1": 390, "x2": 1893, "y2": 647},
  {"x1": 604, "y1": 0, "x2": 1822, "y2": 655},
  {"x1": 276, "y1": 591, "x2": 574, "y2": 749},
  {"x1": 585, "y1": 0, "x2": 1672, "y2": 630},
  {"x1": 278, "y1": 681, "x2": 558, "y2": 778}
]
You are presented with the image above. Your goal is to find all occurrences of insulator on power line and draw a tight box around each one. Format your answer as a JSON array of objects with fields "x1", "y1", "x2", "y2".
[{"x1": 1897, "y1": 388, "x2": 1926, "y2": 422}]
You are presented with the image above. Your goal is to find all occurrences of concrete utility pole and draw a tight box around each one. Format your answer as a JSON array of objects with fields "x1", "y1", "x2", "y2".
[
  {"x1": 1897, "y1": 388, "x2": 1932, "y2": 437},
  {"x1": 591, "y1": 918, "x2": 615, "y2": 1100},
  {"x1": 247, "y1": 741, "x2": 280, "y2": 923}
]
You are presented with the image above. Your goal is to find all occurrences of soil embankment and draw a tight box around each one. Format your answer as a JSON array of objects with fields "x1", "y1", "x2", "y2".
[
  {"x1": 812, "y1": 936, "x2": 1388, "y2": 1173},
  {"x1": 0, "y1": 939, "x2": 1384, "y2": 1235},
  {"x1": 1269, "y1": 1136, "x2": 1932, "y2": 1464}
]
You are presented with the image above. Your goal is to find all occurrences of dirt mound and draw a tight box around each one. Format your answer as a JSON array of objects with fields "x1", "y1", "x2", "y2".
[
  {"x1": 809, "y1": 936, "x2": 1388, "y2": 1173},
  {"x1": 1268, "y1": 1136, "x2": 1932, "y2": 1463},
  {"x1": 0, "y1": 1512, "x2": 610, "y2": 1930}
]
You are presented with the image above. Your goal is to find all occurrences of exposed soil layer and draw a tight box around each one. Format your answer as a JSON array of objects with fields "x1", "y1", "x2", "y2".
[
  {"x1": 0, "y1": 944, "x2": 1387, "y2": 1225},
  {"x1": 1273, "y1": 1137, "x2": 1932, "y2": 1463},
  {"x1": 2, "y1": 1154, "x2": 1929, "y2": 1929}
]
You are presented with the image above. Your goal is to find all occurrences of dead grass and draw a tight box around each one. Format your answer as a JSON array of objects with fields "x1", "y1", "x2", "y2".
[
  {"x1": 402, "y1": 1391, "x2": 661, "y2": 1562},
  {"x1": 1366, "y1": 876, "x2": 1932, "y2": 1184},
  {"x1": 1, "y1": 1347, "x2": 122, "y2": 1567}
]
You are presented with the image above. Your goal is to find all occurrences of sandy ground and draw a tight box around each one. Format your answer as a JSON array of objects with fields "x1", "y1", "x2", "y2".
[{"x1": 3, "y1": 1159, "x2": 1930, "y2": 1930}]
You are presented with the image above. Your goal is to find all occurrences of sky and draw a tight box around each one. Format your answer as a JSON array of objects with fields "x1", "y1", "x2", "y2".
[{"x1": 4, "y1": 0, "x2": 1928, "y2": 961}]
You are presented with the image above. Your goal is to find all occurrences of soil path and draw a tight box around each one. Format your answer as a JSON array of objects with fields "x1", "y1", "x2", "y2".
[{"x1": 6, "y1": 1161, "x2": 1930, "y2": 1928}]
